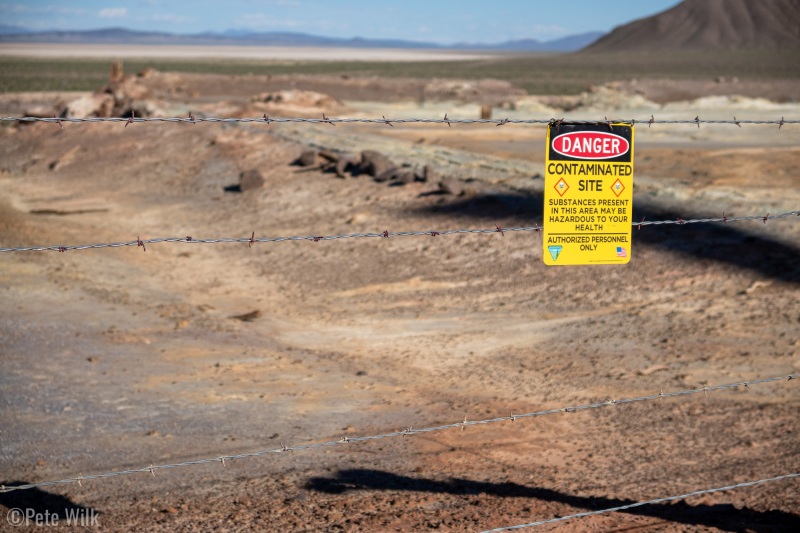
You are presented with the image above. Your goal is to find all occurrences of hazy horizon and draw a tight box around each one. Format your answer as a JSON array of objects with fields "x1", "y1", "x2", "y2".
[{"x1": 1, "y1": 1, "x2": 679, "y2": 45}]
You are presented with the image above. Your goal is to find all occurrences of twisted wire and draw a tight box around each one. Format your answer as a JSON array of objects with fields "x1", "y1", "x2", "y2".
[
  {"x1": 481, "y1": 473, "x2": 800, "y2": 531},
  {"x1": 1, "y1": 210, "x2": 797, "y2": 254},
  {"x1": 1, "y1": 373, "x2": 795, "y2": 494},
  {"x1": 1, "y1": 116, "x2": 798, "y2": 126}
]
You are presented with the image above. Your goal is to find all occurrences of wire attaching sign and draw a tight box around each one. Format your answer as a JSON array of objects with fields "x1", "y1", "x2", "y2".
[{"x1": 543, "y1": 122, "x2": 634, "y2": 265}]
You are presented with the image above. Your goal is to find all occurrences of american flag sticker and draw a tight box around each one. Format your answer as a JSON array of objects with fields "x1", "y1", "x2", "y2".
[{"x1": 616, "y1": 246, "x2": 627, "y2": 258}]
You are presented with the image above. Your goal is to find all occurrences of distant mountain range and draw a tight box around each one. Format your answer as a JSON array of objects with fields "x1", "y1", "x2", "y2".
[{"x1": 0, "y1": 26, "x2": 604, "y2": 52}]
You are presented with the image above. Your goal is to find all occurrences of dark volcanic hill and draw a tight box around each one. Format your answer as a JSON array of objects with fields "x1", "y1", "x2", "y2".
[{"x1": 582, "y1": 0, "x2": 800, "y2": 53}]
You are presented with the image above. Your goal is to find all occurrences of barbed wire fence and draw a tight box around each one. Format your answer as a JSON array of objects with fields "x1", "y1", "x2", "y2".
[
  {"x1": 2, "y1": 374, "x2": 796, "y2": 494},
  {"x1": 480, "y1": 472, "x2": 800, "y2": 532},
  {"x1": 1, "y1": 115, "x2": 798, "y2": 127},
  {"x1": 2, "y1": 111, "x2": 799, "y2": 528},
  {"x1": 1, "y1": 210, "x2": 797, "y2": 254}
]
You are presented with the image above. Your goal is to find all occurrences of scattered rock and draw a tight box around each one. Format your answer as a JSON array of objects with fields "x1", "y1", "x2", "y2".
[
  {"x1": 514, "y1": 96, "x2": 560, "y2": 115},
  {"x1": 23, "y1": 105, "x2": 58, "y2": 119},
  {"x1": 375, "y1": 166, "x2": 419, "y2": 184},
  {"x1": 346, "y1": 213, "x2": 371, "y2": 225},
  {"x1": 636, "y1": 365, "x2": 670, "y2": 376},
  {"x1": 104, "y1": 76, "x2": 150, "y2": 103},
  {"x1": 60, "y1": 61, "x2": 168, "y2": 119},
  {"x1": 137, "y1": 67, "x2": 157, "y2": 79},
  {"x1": 239, "y1": 169, "x2": 266, "y2": 192},
  {"x1": 294, "y1": 149, "x2": 319, "y2": 167},
  {"x1": 438, "y1": 178, "x2": 467, "y2": 196},
  {"x1": 49, "y1": 145, "x2": 81, "y2": 171},
  {"x1": 109, "y1": 60, "x2": 124, "y2": 83},
  {"x1": 290, "y1": 147, "x2": 433, "y2": 185},
  {"x1": 123, "y1": 99, "x2": 166, "y2": 119},
  {"x1": 374, "y1": 165, "x2": 420, "y2": 184},
  {"x1": 252, "y1": 90, "x2": 339, "y2": 109},
  {"x1": 745, "y1": 280, "x2": 773, "y2": 294},
  {"x1": 334, "y1": 155, "x2": 359, "y2": 178},
  {"x1": 423, "y1": 79, "x2": 525, "y2": 103},
  {"x1": 573, "y1": 84, "x2": 659, "y2": 111},
  {"x1": 664, "y1": 95, "x2": 783, "y2": 111},
  {"x1": 374, "y1": 166, "x2": 400, "y2": 183},
  {"x1": 30, "y1": 207, "x2": 109, "y2": 216},
  {"x1": 63, "y1": 93, "x2": 115, "y2": 119},
  {"x1": 315, "y1": 150, "x2": 358, "y2": 177},
  {"x1": 360, "y1": 150, "x2": 395, "y2": 178},
  {"x1": 230, "y1": 310, "x2": 261, "y2": 322},
  {"x1": 423, "y1": 165, "x2": 438, "y2": 183},
  {"x1": 391, "y1": 167, "x2": 418, "y2": 185}
]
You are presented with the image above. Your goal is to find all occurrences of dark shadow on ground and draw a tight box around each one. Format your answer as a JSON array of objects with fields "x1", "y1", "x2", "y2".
[
  {"x1": 307, "y1": 469, "x2": 799, "y2": 532},
  {"x1": 414, "y1": 190, "x2": 800, "y2": 283},
  {"x1": 0, "y1": 481, "x2": 99, "y2": 522}
]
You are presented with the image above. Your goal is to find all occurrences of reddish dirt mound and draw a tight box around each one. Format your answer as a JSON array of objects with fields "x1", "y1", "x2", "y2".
[{"x1": 583, "y1": 0, "x2": 800, "y2": 53}]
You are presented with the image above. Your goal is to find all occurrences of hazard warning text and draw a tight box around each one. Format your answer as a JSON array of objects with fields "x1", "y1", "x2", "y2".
[{"x1": 542, "y1": 122, "x2": 634, "y2": 266}]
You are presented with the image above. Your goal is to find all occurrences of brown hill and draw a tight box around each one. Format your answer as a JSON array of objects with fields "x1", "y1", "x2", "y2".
[{"x1": 583, "y1": 0, "x2": 800, "y2": 53}]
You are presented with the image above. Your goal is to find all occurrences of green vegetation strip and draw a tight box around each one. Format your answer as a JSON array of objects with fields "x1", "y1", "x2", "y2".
[{"x1": 1, "y1": 51, "x2": 798, "y2": 94}]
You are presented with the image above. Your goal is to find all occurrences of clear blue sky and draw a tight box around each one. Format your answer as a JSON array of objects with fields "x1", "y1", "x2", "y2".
[{"x1": 1, "y1": 1, "x2": 681, "y2": 44}]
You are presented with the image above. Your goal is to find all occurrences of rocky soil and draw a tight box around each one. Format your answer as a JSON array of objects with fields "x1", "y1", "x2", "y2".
[{"x1": 1, "y1": 70, "x2": 799, "y2": 531}]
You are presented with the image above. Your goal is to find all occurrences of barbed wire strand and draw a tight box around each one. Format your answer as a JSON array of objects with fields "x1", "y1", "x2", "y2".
[
  {"x1": 1, "y1": 374, "x2": 795, "y2": 494},
  {"x1": 2, "y1": 116, "x2": 798, "y2": 127},
  {"x1": 1, "y1": 210, "x2": 797, "y2": 254},
  {"x1": 480, "y1": 472, "x2": 800, "y2": 532}
]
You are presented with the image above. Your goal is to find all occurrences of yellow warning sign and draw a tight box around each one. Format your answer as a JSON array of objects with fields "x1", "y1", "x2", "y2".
[{"x1": 543, "y1": 122, "x2": 634, "y2": 265}]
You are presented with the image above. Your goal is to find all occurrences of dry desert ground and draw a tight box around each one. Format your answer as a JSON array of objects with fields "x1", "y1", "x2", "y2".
[{"x1": 1, "y1": 49, "x2": 799, "y2": 531}]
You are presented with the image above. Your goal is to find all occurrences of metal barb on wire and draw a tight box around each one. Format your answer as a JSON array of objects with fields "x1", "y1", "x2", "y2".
[
  {"x1": 480, "y1": 473, "x2": 800, "y2": 532},
  {"x1": 635, "y1": 209, "x2": 799, "y2": 228},
  {"x1": 1, "y1": 210, "x2": 797, "y2": 254},
  {"x1": 3, "y1": 115, "x2": 798, "y2": 126},
  {"x1": 0, "y1": 373, "x2": 794, "y2": 494}
]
